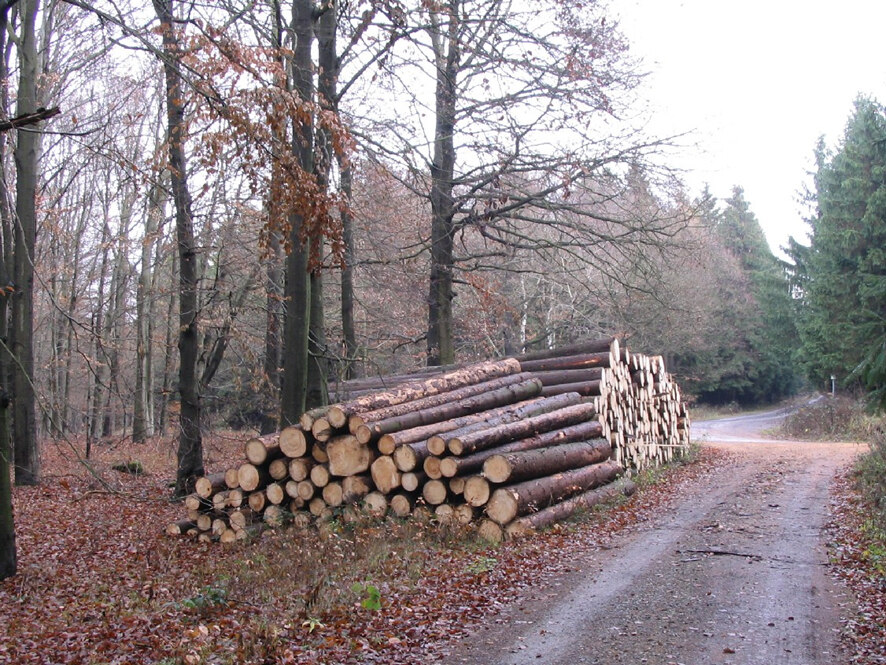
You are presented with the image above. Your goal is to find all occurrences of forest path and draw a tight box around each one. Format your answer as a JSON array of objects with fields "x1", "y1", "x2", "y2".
[{"x1": 444, "y1": 410, "x2": 862, "y2": 665}]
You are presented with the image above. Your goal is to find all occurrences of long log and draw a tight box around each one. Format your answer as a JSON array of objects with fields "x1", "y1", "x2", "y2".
[
  {"x1": 483, "y1": 438, "x2": 612, "y2": 484},
  {"x1": 528, "y1": 368, "x2": 605, "y2": 385},
  {"x1": 463, "y1": 476, "x2": 490, "y2": 507},
  {"x1": 518, "y1": 351, "x2": 612, "y2": 373},
  {"x1": 428, "y1": 392, "x2": 585, "y2": 456},
  {"x1": 448, "y1": 401, "x2": 599, "y2": 456},
  {"x1": 377, "y1": 396, "x2": 547, "y2": 455},
  {"x1": 288, "y1": 457, "x2": 314, "y2": 481},
  {"x1": 326, "y1": 358, "x2": 522, "y2": 426},
  {"x1": 506, "y1": 477, "x2": 636, "y2": 538},
  {"x1": 355, "y1": 378, "x2": 542, "y2": 444},
  {"x1": 540, "y1": 380, "x2": 603, "y2": 398},
  {"x1": 485, "y1": 459, "x2": 622, "y2": 525},
  {"x1": 349, "y1": 372, "x2": 536, "y2": 434},
  {"x1": 515, "y1": 337, "x2": 617, "y2": 362},
  {"x1": 342, "y1": 475, "x2": 372, "y2": 502},
  {"x1": 439, "y1": 419, "x2": 605, "y2": 478}
]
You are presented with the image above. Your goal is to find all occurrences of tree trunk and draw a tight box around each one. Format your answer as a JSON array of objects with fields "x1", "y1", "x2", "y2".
[
  {"x1": 339, "y1": 162, "x2": 359, "y2": 378},
  {"x1": 261, "y1": 230, "x2": 283, "y2": 435},
  {"x1": 483, "y1": 438, "x2": 612, "y2": 484},
  {"x1": 280, "y1": 0, "x2": 315, "y2": 426},
  {"x1": 485, "y1": 459, "x2": 622, "y2": 525},
  {"x1": 11, "y1": 0, "x2": 41, "y2": 485},
  {"x1": 134, "y1": 183, "x2": 163, "y2": 443},
  {"x1": 426, "y1": 1, "x2": 459, "y2": 366},
  {"x1": 153, "y1": 0, "x2": 205, "y2": 497},
  {"x1": 0, "y1": 2, "x2": 16, "y2": 576}
]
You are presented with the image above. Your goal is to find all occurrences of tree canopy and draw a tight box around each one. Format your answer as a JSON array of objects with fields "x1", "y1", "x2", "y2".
[{"x1": 789, "y1": 96, "x2": 886, "y2": 409}]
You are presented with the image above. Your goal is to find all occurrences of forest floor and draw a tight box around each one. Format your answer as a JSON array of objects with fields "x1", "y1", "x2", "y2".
[{"x1": 0, "y1": 420, "x2": 883, "y2": 664}]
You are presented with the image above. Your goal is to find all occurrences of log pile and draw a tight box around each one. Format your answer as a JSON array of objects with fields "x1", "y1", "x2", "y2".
[{"x1": 169, "y1": 337, "x2": 690, "y2": 543}]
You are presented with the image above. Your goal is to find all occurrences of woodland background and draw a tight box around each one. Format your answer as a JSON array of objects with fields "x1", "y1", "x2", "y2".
[{"x1": 0, "y1": 0, "x2": 884, "y2": 580}]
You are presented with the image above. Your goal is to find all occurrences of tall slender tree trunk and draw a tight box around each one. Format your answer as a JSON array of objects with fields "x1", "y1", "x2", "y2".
[
  {"x1": 280, "y1": 0, "x2": 315, "y2": 426},
  {"x1": 0, "y1": 0, "x2": 17, "y2": 580},
  {"x1": 133, "y1": 184, "x2": 162, "y2": 443},
  {"x1": 87, "y1": 218, "x2": 111, "y2": 458},
  {"x1": 153, "y1": 0, "x2": 204, "y2": 497},
  {"x1": 158, "y1": 249, "x2": 177, "y2": 435},
  {"x1": 426, "y1": 1, "x2": 459, "y2": 367},
  {"x1": 339, "y1": 163, "x2": 359, "y2": 378},
  {"x1": 11, "y1": 0, "x2": 42, "y2": 485},
  {"x1": 260, "y1": 229, "x2": 282, "y2": 435}
]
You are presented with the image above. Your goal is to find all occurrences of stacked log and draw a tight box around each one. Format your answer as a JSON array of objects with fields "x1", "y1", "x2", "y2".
[{"x1": 169, "y1": 337, "x2": 689, "y2": 543}]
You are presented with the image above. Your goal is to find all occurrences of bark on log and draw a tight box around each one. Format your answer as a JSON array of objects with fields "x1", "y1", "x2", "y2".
[
  {"x1": 429, "y1": 392, "x2": 585, "y2": 456},
  {"x1": 448, "y1": 401, "x2": 599, "y2": 456},
  {"x1": 527, "y1": 367, "x2": 605, "y2": 385},
  {"x1": 377, "y1": 395, "x2": 546, "y2": 454},
  {"x1": 483, "y1": 438, "x2": 612, "y2": 484},
  {"x1": 349, "y1": 372, "x2": 536, "y2": 435},
  {"x1": 539, "y1": 380, "x2": 603, "y2": 398},
  {"x1": 326, "y1": 435, "x2": 375, "y2": 476},
  {"x1": 355, "y1": 378, "x2": 542, "y2": 444},
  {"x1": 485, "y1": 459, "x2": 622, "y2": 526},
  {"x1": 506, "y1": 477, "x2": 636, "y2": 538},
  {"x1": 515, "y1": 337, "x2": 617, "y2": 362},
  {"x1": 439, "y1": 419, "x2": 605, "y2": 478},
  {"x1": 518, "y1": 351, "x2": 612, "y2": 373},
  {"x1": 326, "y1": 358, "x2": 522, "y2": 425}
]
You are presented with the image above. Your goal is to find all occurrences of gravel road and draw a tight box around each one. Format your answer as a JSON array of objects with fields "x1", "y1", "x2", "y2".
[{"x1": 447, "y1": 409, "x2": 863, "y2": 665}]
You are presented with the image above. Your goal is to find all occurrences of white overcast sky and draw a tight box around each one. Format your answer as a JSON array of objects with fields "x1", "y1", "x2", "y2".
[{"x1": 615, "y1": 0, "x2": 886, "y2": 254}]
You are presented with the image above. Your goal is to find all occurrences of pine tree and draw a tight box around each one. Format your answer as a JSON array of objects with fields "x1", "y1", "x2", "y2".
[{"x1": 793, "y1": 96, "x2": 886, "y2": 404}]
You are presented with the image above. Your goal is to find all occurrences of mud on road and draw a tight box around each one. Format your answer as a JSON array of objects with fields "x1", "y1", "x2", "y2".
[{"x1": 447, "y1": 439, "x2": 863, "y2": 665}]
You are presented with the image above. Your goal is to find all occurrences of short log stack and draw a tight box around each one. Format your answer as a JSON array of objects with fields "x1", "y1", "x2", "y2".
[{"x1": 169, "y1": 337, "x2": 690, "y2": 543}]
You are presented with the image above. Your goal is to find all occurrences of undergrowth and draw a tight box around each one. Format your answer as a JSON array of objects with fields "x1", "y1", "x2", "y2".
[
  {"x1": 855, "y1": 427, "x2": 886, "y2": 532},
  {"x1": 777, "y1": 396, "x2": 882, "y2": 441}
]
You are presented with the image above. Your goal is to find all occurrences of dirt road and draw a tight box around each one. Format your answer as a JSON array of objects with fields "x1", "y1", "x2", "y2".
[{"x1": 446, "y1": 413, "x2": 863, "y2": 665}]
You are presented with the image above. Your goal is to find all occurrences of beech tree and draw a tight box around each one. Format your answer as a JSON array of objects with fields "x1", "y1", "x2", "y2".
[{"x1": 352, "y1": 0, "x2": 683, "y2": 366}]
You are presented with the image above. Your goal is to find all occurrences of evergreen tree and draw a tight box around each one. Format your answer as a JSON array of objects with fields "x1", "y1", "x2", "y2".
[{"x1": 792, "y1": 96, "x2": 886, "y2": 405}]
